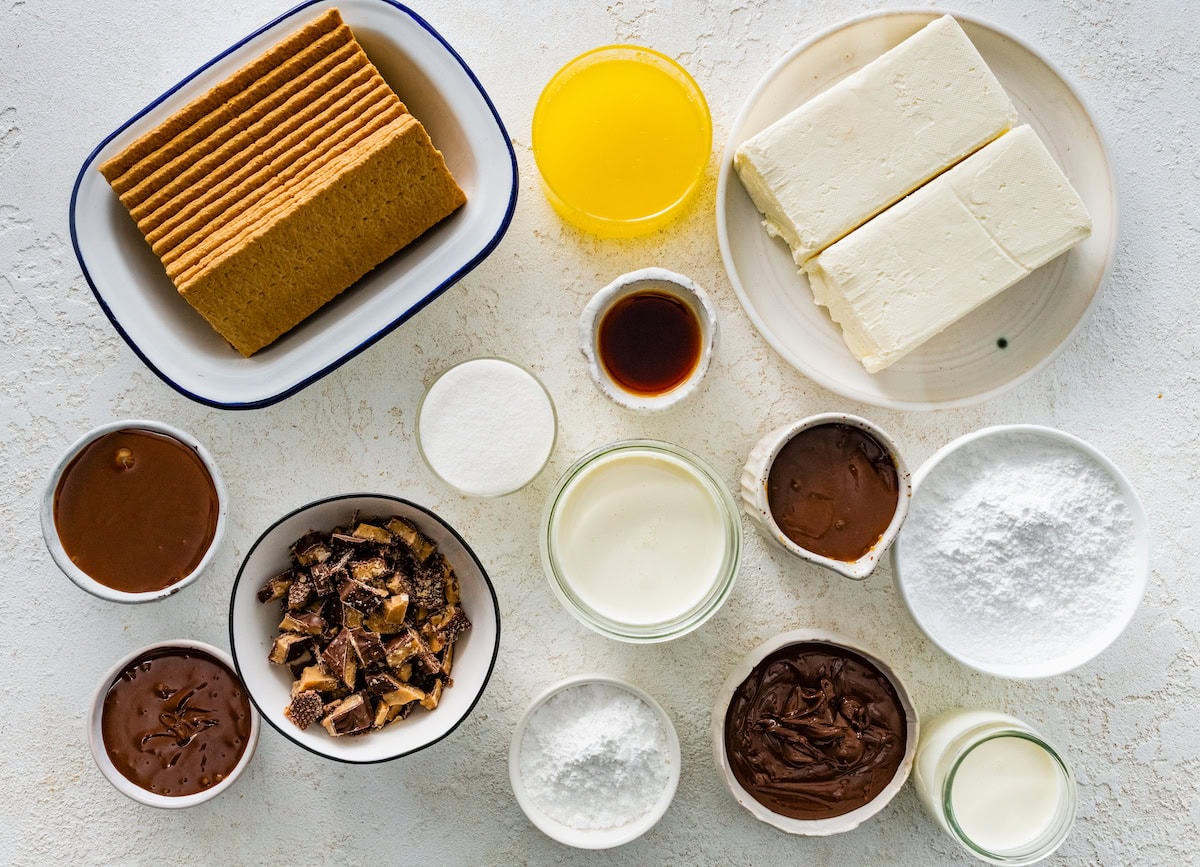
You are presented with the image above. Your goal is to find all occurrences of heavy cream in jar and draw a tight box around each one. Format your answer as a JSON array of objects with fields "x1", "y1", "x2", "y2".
[
  {"x1": 913, "y1": 709, "x2": 1076, "y2": 865},
  {"x1": 544, "y1": 442, "x2": 739, "y2": 635}
]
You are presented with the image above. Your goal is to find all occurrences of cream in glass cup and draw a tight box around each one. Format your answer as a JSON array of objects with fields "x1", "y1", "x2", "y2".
[{"x1": 913, "y1": 709, "x2": 1077, "y2": 865}]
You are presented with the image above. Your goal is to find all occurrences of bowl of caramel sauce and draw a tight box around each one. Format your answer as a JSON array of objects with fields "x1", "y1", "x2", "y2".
[
  {"x1": 41, "y1": 420, "x2": 226, "y2": 603},
  {"x1": 741, "y1": 414, "x2": 910, "y2": 579},
  {"x1": 89, "y1": 640, "x2": 259, "y2": 807}
]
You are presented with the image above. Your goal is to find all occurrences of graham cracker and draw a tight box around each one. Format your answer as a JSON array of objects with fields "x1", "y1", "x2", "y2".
[
  {"x1": 126, "y1": 38, "x2": 366, "y2": 224},
  {"x1": 164, "y1": 86, "x2": 403, "y2": 275},
  {"x1": 100, "y1": 9, "x2": 344, "y2": 187},
  {"x1": 178, "y1": 116, "x2": 466, "y2": 356},
  {"x1": 150, "y1": 70, "x2": 392, "y2": 260}
]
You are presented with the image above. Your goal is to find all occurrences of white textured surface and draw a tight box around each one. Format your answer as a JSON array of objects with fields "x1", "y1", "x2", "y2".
[{"x1": 1, "y1": 0, "x2": 1196, "y2": 864}]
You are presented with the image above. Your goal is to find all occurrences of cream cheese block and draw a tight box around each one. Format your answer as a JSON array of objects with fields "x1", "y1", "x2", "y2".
[
  {"x1": 803, "y1": 125, "x2": 1093, "y2": 374},
  {"x1": 734, "y1": 14, "x2": 1017, "y2": 264}
]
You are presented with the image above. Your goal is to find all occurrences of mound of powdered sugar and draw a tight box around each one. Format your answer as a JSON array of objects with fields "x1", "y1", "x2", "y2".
[
  {"x1": 896, "y1": 432, "x2": 1139, "y2": 668},
  {"x1": 519, "y1": 682, "x2": 671, "y2": 831}
]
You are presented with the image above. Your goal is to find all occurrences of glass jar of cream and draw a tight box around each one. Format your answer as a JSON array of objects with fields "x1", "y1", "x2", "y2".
[{"x1": 913, "y1": 709, "x2": 1077, "y2": 865}]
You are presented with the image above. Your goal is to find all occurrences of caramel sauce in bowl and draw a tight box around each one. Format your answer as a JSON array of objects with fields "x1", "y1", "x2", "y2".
[
  {"x1": 741, "y1": 414, "x2": 911, "y2": 580},
  {"x1": 88, "y1": 640, "x2": 259, "y2": 808},
  {"x1": 40, "y1": 420, "x2": 227, "y2": 603}
]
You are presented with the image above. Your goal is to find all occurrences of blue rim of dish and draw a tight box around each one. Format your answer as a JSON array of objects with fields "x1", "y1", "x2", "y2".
[
  {"x1": 228, "y1": 492, "x2": 502, "y2": 764},
  {"x1": 68, "y1": 0, "x2": 519, "y2": 411}
]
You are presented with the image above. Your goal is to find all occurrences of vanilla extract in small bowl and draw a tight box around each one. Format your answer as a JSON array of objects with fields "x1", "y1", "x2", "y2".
[{"x1": 580, "y1": 268, "x2": 718, "y2": 411}]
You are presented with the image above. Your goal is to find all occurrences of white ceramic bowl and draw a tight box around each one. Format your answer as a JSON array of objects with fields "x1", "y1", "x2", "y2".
[
  {"x1": 712, "y1": 629, "x2": 919, "y2": 835},
  {"x1": 891, "y1": 425, "x2": 1150, "y2": 678},
  {"x1": 89, "y1": 640, "x2": 260, "y2": 808},
  {"x1": 716, "y1": 9, "x2": 1116, "y2": 410},
  {"x1": 228, "y1": 493, "x2": 500, "y2": 763},
  {"x1": 741, "y1": 414, "x2": 911, "y2": 580},
  {"x1": 579, "y1": 268, "x2": 718, "y2": 412},
  {"x1": 41, "y1": 419, "x2": 227, "y2": 603},
  {"x1": 70, "y1": 0, "x2": 517, "y2": 408},
  {"x1": 509, "y1": 674, "x2": 681, "y2": 848}
]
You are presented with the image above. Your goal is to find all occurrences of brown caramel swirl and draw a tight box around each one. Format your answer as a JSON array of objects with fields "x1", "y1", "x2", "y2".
[{"x1": 724, "y1": 643, "x2": 907, "y2": 820}]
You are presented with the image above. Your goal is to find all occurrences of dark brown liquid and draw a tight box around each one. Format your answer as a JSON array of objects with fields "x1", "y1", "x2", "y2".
[
  {"x1": 597, "y1": 290, "x2": 702, "y2": 396},
  {"x1": 724, "y1": 643, "x2": 907, "y2": 820},
  {"x1": 766, "y1": 424, "x2": 898, "y2": 562},
  {"x1": 101, "y1": 648, "x2": 252, "y2": 797},
  {"x1": 53, "y1": 429, "x2": 219, "y2": 593}
]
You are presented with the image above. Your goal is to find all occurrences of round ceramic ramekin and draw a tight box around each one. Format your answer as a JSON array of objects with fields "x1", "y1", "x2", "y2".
[
  {"x1": 510, "y1": 674, "x2": 681, "y2": 848},
  {"x1": 88, "y1": 640, "x2": 259, "y2": 808},
  {"x1": 41, "y1": 419, "x2": 227, "y2": 603},
  {"x1": 712, "y1": 629, "x2": 919, "y2": 835},
  {"x1": 741, "y1": 413, "x2": 911, "y2": 580},
  {"x1": 579, "y1": 268, "x2": 718, "y2": 412}
]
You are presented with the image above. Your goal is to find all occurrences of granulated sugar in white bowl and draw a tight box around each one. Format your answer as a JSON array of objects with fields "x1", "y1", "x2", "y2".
[
  {"x1": 417, "y1": 358, "x2": 557, "y2": 497},
  {"x1": 892, "y1": 425, "x2": 1149, "y2": 679}
]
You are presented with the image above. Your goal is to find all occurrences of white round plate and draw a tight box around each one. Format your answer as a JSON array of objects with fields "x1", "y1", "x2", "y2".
[{"x1": 716, "y1": 9, "x2": 1117, "y2": 410}]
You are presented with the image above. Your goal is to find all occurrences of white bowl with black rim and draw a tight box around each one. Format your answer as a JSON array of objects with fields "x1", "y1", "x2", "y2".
[
  {"x1": 70, "y1": 0, "x2": 518, "y2": 409},
  {"x1": 228, "y1": 492, "x2": 500, "y2": 763}
]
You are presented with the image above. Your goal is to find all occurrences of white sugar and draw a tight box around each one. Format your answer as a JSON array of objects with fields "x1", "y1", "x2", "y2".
[
  {"x1": 418, "y1": 359, "x2": 556, "y2": 497},
  {"x1": 897, "y1": 432, "x2": 1138, "y2": 668}
]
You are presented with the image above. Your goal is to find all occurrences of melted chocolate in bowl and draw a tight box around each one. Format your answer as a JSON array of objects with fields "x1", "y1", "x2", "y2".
[
  {"x1": 766, "y1": 423, "x2": 898, "y2": 562},
  {"x1": 724, "y1": 643, "x2": 907, "y2": 820},
  {"x1": 53, "y1": 428, "x2": 219, "y2": 593},
  {"x1": 101, "y1": 648, "x2": 252, "y2": 797}
]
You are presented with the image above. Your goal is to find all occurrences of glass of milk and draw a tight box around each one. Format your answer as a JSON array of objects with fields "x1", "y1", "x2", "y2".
[
  {"x1": 540, "y1": 440, "x2": 742, "y2": 642},
  {"x1": 913, "y1": 709, "x2": 1077, "y2": 865}
]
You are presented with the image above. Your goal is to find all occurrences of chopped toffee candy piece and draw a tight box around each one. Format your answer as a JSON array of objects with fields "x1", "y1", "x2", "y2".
[
  {"x1": 352, "y1": 523, "x2": 392, "y2": 544},
  {"x1": 257, "y1": 571, "x2": 293, "y2": 603},
  {"x1": 279, "y1": 611, "x2": 326, "y2": 635},
  {"x1": 287, "y1": 579, "x2": 313, "y2": 610},
  {"x1": 350, "y1": 557, "x2": 390, "y2": 583},
  {"x1": 348, "y1": 627, "x2": 386, "y2": 668},
  {"x1": 420, "y1": 679, "x2": 444, "y2": 711},
  {"x1": 286, "y1": 690, "x2": 325, "y2": 731},
  {"x1": 382, "y1": 683, "x2": 425, "y2": 707},
  {"x1": 259, "y1": 511, "x2": 473, "y2": 737},
  {"x1": 321, "y1": 693, "x2": 373, "y2": 737},
  {"x1": 387, "y1": 517, "x2": 437, "y2": 563},
  {"x1": 338, "y1": 577, "x2": 387, "y2": 612},
  {"x1": 293, "y1": 664, "x2": 340, "y2": 695},
  {"x1": 269, "y1": 632, "x2": 312, "y2": 665}
]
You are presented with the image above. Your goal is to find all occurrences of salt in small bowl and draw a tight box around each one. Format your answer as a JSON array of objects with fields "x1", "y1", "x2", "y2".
[
  {"x1": 741, "y1": 413, "x2": 910, "y2": 580},
  {"x1": 509, "y1": 674, "x2": 681, "y2": 848},
  {"x1": 579, "y1": 268, "x2": 718, "y2": 412}
]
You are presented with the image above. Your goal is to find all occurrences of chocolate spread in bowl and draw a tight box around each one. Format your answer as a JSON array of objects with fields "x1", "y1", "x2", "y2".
[
  {"x1": 724, "y1": 642, "x2": 907, "y2": 820},
  {"x1": 101, "y1": 647, "x2": 252, "y2": 797}
]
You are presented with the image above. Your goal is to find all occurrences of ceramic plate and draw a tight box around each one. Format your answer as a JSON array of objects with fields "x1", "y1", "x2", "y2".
[
  {"x1": 70, "y1": 0, "x2": 517, "y2": 409},
  {"x1": 716, "y1": 9, "x2": 1116, "y2": 410}
]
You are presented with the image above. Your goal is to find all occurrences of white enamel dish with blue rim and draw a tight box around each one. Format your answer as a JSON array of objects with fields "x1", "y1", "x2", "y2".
[{"x1": 70, "y1": 0, "x2": 518, "y2": 409}]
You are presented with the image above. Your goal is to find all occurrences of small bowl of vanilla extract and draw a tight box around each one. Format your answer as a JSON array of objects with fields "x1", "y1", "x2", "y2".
[{"x1": 580, "y1": 268, "x2": 718, "y2": 412}]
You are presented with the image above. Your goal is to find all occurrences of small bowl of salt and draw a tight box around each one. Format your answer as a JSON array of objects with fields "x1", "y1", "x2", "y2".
[
  {"x1": 509, "y1": 675, "x2": 681, "y2": 849},
  {"x1": 417, "y1": 357, "x2": 558, "y2": 498}
]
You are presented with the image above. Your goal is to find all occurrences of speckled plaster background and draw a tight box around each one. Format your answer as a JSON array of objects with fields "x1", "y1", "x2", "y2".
[{"x1": 2, "y1": 0, "x2": 1197, "y2": 863}]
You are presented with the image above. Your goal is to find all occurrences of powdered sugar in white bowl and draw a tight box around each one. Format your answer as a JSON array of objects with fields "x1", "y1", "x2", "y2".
[{"x1": 892, "y1": 425, "x2": 1149, "y2": 678}]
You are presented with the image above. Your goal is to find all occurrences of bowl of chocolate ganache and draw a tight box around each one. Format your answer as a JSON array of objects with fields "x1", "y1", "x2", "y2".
[
  {"x1": 41, "y1": 419, "x2": 226, "y2": 603},
  {"x1": 89, "y1": 640, "x2": 259, "y2": 807},
  {"x1": 712, "y1": 629, "x2": 918, "y2": 835},
  {"x1": 741, "y1": 414, "x2": 910, "y2": 579}
]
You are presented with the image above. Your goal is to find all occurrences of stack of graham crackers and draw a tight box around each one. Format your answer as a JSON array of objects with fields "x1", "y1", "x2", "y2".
[{"x1": 99, "y1": 8, "x2": 466, "y2": 357}]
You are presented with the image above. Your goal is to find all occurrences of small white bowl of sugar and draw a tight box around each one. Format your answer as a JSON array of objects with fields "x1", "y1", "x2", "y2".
[
  {"x1": 509, "y1": 675, "x2": 681, "y2": 848},
  {"x1": 417, "y1": 357, "x2": 557, "y2": 498}
]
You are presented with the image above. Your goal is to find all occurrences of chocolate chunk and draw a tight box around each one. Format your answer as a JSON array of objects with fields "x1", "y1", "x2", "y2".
[
  {"x1": 287, "y1": 579, "x2": 313, "y2": 610},
  {"x1": 285, "y1": 690, "x2": 325, "y2": 731},
  {"x1": 409, "y1": 557, "x2": 448, "y2": 610},
  {"x1": 330, "y1": 532, "x2": 369, "y2": 547},
  {"x1": 292, "y1": 532, "x2": 332, "y2": 565},
  {"x1": 348, "y1": 627, "x2": 386, "y2": 669},
  {"x1": 431, "y1": 605, "x2": 471, "y2": 647},
  {"x1": 338, "y1": 577, "x2": 387, "y2": 612},
  {"x1": 322, "y1": 628, "x2": 358, "y2": 689},
  {"x1": 321, "y1": 692, "x2": 374, "y2": 737},
  {"x1": 268, "y1": 632, "x2": 312, "y2": 665},
  {"x1": 279, "y1": 611, "x2": 325, "y2": 635},
  {"x1": 386, "y1": 517, "x2": 437, "y2": 563},
  {"x1": 308, "y1": 551, "x2": 350, "y2": 597},
  {"x1": 365, "y1": 671, "x2": 404, "y2": 695},
  {"x1": 420, "y1": 679, "x2": 444, "y2": 711},
  {"x1": 352, "y1": 523, "x2": 392, "y2": 544},
  {"x1": 350, "y1": 557, "x2": 390, "y2": 584}
]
